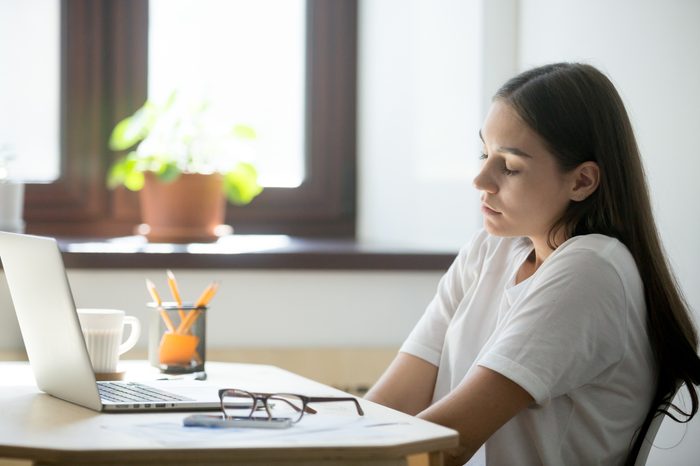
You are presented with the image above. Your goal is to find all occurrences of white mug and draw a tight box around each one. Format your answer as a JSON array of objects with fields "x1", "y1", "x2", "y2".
[{"x1": 77, "y1": 308, "x2": 141, "y2": 374}]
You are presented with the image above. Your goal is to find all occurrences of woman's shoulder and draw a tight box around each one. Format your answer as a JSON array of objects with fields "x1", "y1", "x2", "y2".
[
  {"x1": 560, "y1": 233, "x2": 622, "y2": 250},
  {"x1": 554, "y1": 234, "x2": 635, "y2": 267},
  {"x1": 545, "y1": 234, "x2": 642, "y2": 292}
]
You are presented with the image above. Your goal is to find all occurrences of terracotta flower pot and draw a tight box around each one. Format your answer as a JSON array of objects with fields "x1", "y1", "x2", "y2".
[{"x1": 139, "y1": 172, "x2": 228, "y2": 243}]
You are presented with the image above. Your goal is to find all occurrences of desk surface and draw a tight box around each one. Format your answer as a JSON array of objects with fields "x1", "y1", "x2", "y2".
[{"x1": 0, "y1": 361, "x2": 458, "y2": 466}]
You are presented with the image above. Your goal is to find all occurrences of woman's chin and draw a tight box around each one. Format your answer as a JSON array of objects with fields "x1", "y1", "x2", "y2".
[{"x1": 483, "y1": 219, "x2": 505, "y2": 236}]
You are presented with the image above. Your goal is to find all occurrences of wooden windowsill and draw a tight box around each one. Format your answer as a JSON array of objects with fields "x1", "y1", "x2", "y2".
[{"x1": 56, "y1": 235, "x2": 457, "y2": 270}]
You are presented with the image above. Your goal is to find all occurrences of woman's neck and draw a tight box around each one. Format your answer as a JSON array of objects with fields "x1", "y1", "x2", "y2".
[
  {"x1": 519, "y1": 233, "x2": 565, "y2": 279},
  {"x1": 531, "y1": 226, "x2": 570, "y2": 266}
]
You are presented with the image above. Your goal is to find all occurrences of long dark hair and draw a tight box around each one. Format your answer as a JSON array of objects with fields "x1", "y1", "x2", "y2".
[{"x1": 494, "y1": 63, "x2": 700, "y2": 463}]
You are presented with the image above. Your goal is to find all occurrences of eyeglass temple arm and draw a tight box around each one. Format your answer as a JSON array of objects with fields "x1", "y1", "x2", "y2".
[{"x1": 306, "y1": 397, "x2": 365, "y2": 416}]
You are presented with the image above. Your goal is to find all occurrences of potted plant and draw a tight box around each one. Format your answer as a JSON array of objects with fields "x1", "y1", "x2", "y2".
[{"x1": 107, "y1": 92, "x2": 263, "y2": 243}]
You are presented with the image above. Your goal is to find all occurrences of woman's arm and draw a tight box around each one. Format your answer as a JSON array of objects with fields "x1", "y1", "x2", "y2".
[
  {"x1": 364, "y1": 352, "x2": 438, "y2": 415},
  {"x1": 367, "y1": 355, "x2": 533, "y2": 465},
  {"x1": 418, "y1": 366, "x2": 533, "y2": 465}
]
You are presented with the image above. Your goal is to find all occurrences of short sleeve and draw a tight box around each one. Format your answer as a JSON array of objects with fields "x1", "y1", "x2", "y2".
[
  {"x1": 477, "y1": 247, "x2": 628, "y2": 405},
  {"x1": 399, "y1": 230, "x2": 486, "y2": 366}
]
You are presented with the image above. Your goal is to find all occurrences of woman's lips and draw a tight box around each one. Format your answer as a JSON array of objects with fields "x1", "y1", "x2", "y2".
[{"x1": 481, "y1": 203, "x2": 501, "y2": 216}]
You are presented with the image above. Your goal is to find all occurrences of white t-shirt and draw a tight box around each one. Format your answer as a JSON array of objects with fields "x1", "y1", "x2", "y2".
[{"x1": 400, "y1": 230, "x2": 655, "y2": 466}]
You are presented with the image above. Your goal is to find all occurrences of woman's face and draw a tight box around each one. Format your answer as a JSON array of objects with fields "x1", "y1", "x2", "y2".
[{"x1": 474, "y1": 101, "x2": 576, "y2": 242}]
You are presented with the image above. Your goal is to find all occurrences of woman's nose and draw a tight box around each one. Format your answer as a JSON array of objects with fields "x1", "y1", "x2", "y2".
[{"x1": 473, "y1": 165, "x2": 497, "y2": 193}]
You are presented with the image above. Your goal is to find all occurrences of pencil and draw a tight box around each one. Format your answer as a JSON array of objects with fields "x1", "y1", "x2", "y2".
[
  {"x1": 146, "y1": 279, "x2": 175, "y2": 333},
  {"x1": 166, "y1": 270, "x2": 187, "y2": 323},
  {"x1": 178, "y1": 281, "x2": 219, "y2": 334},
  {"x1": 195, "y1": 281, "x2": 219, "y2": 308}
]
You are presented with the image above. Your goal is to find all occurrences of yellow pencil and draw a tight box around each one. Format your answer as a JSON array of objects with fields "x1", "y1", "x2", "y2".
[
  {"x1": 195, "y1": 281, "x2": 219, "y2": 308},
  {"x1": 166, "y1": 270, "x2": 187, "y2": 323},
  {"x1": 178, "y1": 281, "x2": 219, "y2": 334},
  {"x1": 176, "y1": 282, "x2": 212, "y2": 334},
  {"x1": 146, "y1": 279, "x2": 175, "y2": 333}
]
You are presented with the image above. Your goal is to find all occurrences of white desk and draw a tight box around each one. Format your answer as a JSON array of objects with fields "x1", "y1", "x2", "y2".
[{"x1": 0, "y1": 361, "x2": 458, "y2": 466}]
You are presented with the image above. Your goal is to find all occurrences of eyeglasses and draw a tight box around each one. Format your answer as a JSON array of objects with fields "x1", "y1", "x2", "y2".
[{"x1": 218, "y1": 388, "x2": 365, "y2": 423}]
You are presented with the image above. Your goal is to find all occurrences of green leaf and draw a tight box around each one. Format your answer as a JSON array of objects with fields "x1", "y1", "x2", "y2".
[
  {"x1": 232, "y1": 124, "x2": 256, "y2": 140},
  {"x1": 124, "y1": 170, "x2": 145, "y2": 191},
  {"x1": 156, "y1": 163, "x2": 181, "y2": 182},
  {"x1": 109, "y1": 117, "x2": 138, "y2": 151},
  {"x1": 106, "y1": 157, "x2": 128, "y2": 189},
  {"x1": 108, "y1": 101, "x2": 158, "y2": 151},
  {"x1": 107, "y1": 153, "x2": 144, "y2": 190},
  {"x1": 223, "y1": 162, "x2": 263, "y2": 205}
]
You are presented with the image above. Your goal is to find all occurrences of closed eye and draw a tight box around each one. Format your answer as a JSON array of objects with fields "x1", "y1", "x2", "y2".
[{"x1": 481, "y1": 153, "x2": 519, "y2": 175}]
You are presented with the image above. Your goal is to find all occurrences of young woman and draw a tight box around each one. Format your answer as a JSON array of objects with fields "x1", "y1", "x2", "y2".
[{"x1": 365, "y1": 63, "x2": 700, "y2": 465}]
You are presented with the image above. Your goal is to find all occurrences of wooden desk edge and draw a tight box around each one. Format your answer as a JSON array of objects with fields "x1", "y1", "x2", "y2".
[{"x1": 0, "y1": 439, "x2": 458, "y2": 465}]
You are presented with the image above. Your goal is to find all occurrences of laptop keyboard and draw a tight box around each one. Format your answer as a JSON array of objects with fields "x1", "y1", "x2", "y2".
[{"x1": 97, "y1": 382, "x2": 192, "y2": 403}]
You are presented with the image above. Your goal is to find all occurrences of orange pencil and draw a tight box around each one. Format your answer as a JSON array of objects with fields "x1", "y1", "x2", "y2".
[{"x1": 146, "y1": 279, "x2": 175, "y2": 333}]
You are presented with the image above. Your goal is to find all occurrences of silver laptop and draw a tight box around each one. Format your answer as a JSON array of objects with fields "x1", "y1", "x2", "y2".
[{"x1": 0, "y1": 231, "x2": 221, "y2": 412}]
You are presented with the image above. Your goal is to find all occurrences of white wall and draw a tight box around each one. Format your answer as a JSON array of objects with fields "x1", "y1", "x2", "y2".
[
  {"x1": 357, "y1": 0, "x2": 483, "y2": 249},
  {"x1": 0, "y1": 268, "x2": 442, "y2": 352}
]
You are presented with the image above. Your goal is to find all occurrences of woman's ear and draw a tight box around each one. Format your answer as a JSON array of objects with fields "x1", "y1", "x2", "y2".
[{"x1": 570, "y1": 161, "x2": 600, "y2": 202}]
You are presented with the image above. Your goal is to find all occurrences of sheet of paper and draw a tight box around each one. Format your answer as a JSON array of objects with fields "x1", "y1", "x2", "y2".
[{"x1": 104, "y1": 414, "x2": 414, "y2": 447}]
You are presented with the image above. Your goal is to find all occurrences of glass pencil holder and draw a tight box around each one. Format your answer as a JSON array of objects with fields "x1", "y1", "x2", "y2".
[{"x1": 148, "y1": 302, "x2": 207, "y2": 378}]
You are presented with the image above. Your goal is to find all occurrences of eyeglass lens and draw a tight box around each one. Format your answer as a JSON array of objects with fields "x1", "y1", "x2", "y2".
[{"x1": 221, "y1": 390, "x2": 305, "y2": 423}]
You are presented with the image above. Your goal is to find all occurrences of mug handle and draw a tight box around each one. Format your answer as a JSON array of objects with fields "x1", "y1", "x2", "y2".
[{"x1": 119, "y1": 316, "x2": 141, "y2": 355}]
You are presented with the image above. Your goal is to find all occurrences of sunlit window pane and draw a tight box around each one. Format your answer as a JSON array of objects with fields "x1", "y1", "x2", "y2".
[
  {"x1": 0, "y1": 0, "x2": 60, "y2": 182},
  {"x1": 148, "y1": 0, "x2": 306, "y2": 188}
]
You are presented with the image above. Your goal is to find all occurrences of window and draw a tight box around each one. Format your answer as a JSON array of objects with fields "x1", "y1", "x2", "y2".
[{"x1": 23, "y1": 0, "x2": 357, "y2": 238}]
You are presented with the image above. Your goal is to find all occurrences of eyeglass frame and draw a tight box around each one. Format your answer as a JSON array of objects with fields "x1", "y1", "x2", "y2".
[{"x1": 218, "y1": 388, "x2": 365, "y2": 423}]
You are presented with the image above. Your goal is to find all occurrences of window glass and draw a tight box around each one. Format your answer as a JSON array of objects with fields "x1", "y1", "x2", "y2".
[
  {"x1": 0, "y1": 0, "x2": 60, "y2": 182},
  {"x1": 149, "y1": 0, "x2": 306, "y2": 188}
]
